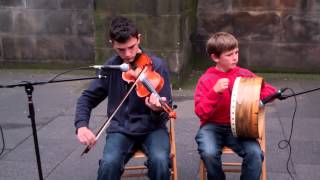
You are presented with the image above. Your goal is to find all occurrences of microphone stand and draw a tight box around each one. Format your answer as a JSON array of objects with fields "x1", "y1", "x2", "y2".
[
  {"x1": 279, "y1": 87, "x2": 320, "y2": 100},
  {"x1": 0, "y1": 76, "x2": 103, "y2": 180}
]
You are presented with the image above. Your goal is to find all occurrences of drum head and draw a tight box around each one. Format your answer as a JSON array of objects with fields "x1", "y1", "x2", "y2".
[{"x1": 230, "y1": 77, "x2": 264, "y2": 138}]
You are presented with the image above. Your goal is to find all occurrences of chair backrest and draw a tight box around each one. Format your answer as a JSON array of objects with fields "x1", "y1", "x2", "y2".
[{"x1": 123, "y1": 117, "x2": 178, "y2": 180}]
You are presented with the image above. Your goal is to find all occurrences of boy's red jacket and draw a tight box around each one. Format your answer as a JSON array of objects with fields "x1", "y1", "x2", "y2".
[{"x1": 194, "y1": 66, "x2": 277, "y2": 126}]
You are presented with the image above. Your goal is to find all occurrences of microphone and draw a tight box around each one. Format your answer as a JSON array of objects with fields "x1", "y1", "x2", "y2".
[
  {"x1": 261, "y1": 88, "x2": 288, "y2": 106},
  {"x1": 90, "y1": 63, "x2": 129, "y2": 72}
]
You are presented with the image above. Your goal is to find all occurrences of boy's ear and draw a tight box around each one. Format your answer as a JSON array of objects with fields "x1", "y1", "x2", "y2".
[{"x1": 210, "y1": 53, "x2": 219, "y2": 63}]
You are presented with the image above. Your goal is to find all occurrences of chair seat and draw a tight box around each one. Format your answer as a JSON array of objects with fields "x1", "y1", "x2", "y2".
[
  {"x1": 122, "y1": 118, "x2": 178, "y2": 180},
  {"x1": 133, "y1": 149, "x2": 176, "y2": 159},
  {"x1": 199, "y1": 123, "x2": 266, "y2": 180},
  {"x1": 222, "y1": 147, "x2": 234, "y2": 154}
]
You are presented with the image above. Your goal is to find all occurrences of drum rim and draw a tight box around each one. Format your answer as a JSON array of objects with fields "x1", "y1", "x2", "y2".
[{"x1": 230, "y1": 77, "x2": 241, "y2": 137}]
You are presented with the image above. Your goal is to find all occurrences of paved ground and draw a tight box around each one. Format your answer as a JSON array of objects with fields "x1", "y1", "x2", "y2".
[{"x1": 0, "y1": 69, "x2": 320, "y2": 180}]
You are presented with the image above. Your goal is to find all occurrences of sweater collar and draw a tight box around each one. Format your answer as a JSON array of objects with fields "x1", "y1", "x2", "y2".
[{"x1": 206, "y1": 66, "x2": 239, "y2": 75}]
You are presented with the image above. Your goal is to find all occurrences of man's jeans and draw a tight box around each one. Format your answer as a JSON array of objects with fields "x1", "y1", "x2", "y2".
[
  {"x1": 195, "y1": 123, "x2": 263, "y2": 180},
  {"x1": 97, "y1": 128, "x2": 171, "y2": 180}
]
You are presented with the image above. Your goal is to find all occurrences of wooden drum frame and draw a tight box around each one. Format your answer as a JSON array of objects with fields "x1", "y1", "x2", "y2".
[{"x1": 230, "y1": 77, "x2": 264, "y2": 139}]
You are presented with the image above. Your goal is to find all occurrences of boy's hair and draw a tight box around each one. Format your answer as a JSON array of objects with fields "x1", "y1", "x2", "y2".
[
  {"x1": 206, "y1": 32, "x2": 238, "y2": 57},
  {"x1": 109, "y1": 16, "x2": 139, "y2": 43}
]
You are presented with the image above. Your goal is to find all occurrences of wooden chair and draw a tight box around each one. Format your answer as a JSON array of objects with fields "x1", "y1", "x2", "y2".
[
  {"x1": 122, "y1": 118, "x2": 178, "y2": 180},
  {"x1": 198, "y1": 118, "x2": 266, "y2": 180}
]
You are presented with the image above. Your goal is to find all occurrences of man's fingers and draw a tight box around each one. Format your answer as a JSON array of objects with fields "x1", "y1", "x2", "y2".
[{"x1": 77, "y1": 128, "x2": 96, "y2": 146}]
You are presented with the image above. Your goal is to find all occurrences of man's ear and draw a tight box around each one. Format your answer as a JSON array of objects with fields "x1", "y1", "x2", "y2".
[
  {"x1": 108, "y1": 39, "x2": 114, "y2": 47},
  {"x1": 137, "y1": 34, "x2": 141, "y2": 43},
  {"x1": 210, "y1": 53, "x2": 219, "y2": 63}
]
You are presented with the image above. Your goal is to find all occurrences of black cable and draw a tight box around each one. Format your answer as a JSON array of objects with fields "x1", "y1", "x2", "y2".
[
  {"x1": 0, "y1": 125, "x2": 5, "y2": 157},
  {"x1": 47, "y1": 66, "x2": 92, "y2": 83},
  {"x1": 278, "y1": 88, "x2": 297, "y2": 180}
]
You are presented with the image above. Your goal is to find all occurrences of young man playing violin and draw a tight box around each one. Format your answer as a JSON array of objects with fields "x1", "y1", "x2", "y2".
[{"x1": 74, "y1": 16, "x2": 173, "y2": 180}]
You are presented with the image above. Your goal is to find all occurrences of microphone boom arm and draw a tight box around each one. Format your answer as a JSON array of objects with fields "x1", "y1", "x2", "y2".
[{"x1": 279, "y1": 87, "x2": 320, "y2": 100}]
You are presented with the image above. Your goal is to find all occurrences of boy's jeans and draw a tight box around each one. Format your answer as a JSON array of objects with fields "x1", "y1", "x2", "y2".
[
  {"x1": 195, "y1": 123, "x2": 263, "y2": 180},
  {"x1": 97, "y1": 128, "x2": 170, "y2": 180}
]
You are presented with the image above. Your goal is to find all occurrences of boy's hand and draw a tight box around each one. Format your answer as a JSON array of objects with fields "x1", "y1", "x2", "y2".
[{"x1": 213, "y1": 78, "x2": 229, "y2": 93}]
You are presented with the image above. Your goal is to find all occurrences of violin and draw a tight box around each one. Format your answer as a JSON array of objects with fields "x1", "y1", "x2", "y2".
[{"x1": 122, "y1": 53, "x2": 176, "y2": 119}]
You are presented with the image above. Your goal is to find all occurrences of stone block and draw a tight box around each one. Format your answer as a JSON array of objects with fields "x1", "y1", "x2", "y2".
[
  {"x1": 26, "y1": 0, "x2": 59, "y2": 9},
  {"x1": 277, "y1": 0, "x2": 309, "y2": 11},
  {"x1": 155, "y1": 0, "x2": 180, "y2": 14},
  {"x1": 13, "y1": 11, "x2": 74, "y2": 35},
  {"x1": 247, "y1": 42, "x2": 288, "y2": 69},
  {"x1": 233, "y1": 0, "x2": 277, "y2": 11},
  {"x1": 198, "y1": 0, "x2": 232, "y2": 13},
  {"x1": 282, "y1": 14, "x2": 320, "y2": 43},
  {"x1": 307, "y1": 0, "x2": 320, "y2": 12},
  {"x1": 136, "y1": 16, "x2": 180, "y2": 50},
  {"x1": 73, "y1": 12, "x2": 95, "y2": 36},
  {"x1": 17, "y1": 37, "x2": 37, "y2": 59},
  {"x1": 34, "y1": 37, "x2": 65, "y2": 60},
  {"x1": 232, "y1": 12, "x2": 281, "y2": 41},
  {"x1": 17, "y1": 37, "x2": 37, "y2": 60},
  {"x1": 190, "y1": 32, "x2": 207, "y2": 54},
  {"x1": 151, "y1": 50, "x2": 179, "y2": 73},
  {"x1": 237, "y1": 42, "x2": 250, "y2": 67},
  {"x1": 64, "y1": 37, "x2": 95, "y2": 63},
  {"x1": 0, "y1": 37, "x2": 2, "y2": 59},
  {"x1": 96, "y1": 0, "x2": 157, "y2": 15},
  {"x1": 14, "y1": 11, "x2": 47, "y2": 35},
  {"x1": 2, "y1": 37, "x2": 39, "y2": 61},
  {"x1": 46, "y1": 11, "x2": 73, "y2": 35},
  {"x1": 60, "y1": 0, "x2": 93, "y2": 9},
  {"x1": 2, "y1": 37, "x2": 19, "y2": 59},
  {"x1": 197, "y1": 11, "x2": 281, "y2": 42},
  {"x1": 94, "y1": 13, "x2": 110, "y2": 48},
  {"x1": 0, "y1": 0, "x2": 23, "y2": 7},
  {"x1": 95, "y1": 47, "x2": 114, "y2": 64},
  {"x1": 0, "y1": 10, "x2": 13, "y2": 33},
  {"x1": 248, "y1": 42, "x2": 320, "y2": 73}
]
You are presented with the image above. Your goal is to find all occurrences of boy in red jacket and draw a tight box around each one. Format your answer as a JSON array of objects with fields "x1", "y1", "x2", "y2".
[{"x1": 194, "y1": 32, "x2": 276, "y2": 180}]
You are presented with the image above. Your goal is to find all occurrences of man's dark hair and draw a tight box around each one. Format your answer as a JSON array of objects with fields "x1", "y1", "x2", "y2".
[{"x1": 109, "y1": 16, "x2": 139, "y2": 43}]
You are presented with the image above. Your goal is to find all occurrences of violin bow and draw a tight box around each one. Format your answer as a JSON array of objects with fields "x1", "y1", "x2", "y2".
[{"x1": 81, "y1": 67, "x2": 148, "y2": 156}]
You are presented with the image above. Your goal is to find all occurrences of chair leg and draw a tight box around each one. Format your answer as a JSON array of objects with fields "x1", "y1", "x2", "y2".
[
  {"x1": 199, "y1": 160, "x2": 206, "y2": 180},
  {"x1": 261, "y1": 156, "x2": 266, "y2": 180},
  {"x1": 171, "y1": 156, "x2": 178, "y2": 180}
]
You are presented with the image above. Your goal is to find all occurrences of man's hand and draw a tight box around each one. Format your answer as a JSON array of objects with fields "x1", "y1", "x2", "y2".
[
  {"x1": 76, "y1": 127, "x2": 96, "y2": 148},
  {"x1": 213, "y1": 78, "x2": 230, "y2": 93},
  {"x1": 145, "y1": 93, "x2": 166, "y2": 112}
]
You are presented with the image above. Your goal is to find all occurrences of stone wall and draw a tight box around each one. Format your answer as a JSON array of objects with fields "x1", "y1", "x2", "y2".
[
  {"x1": 0, "y1": 0, "x2": 95, "y2": 67},
  {"x1": 94, "y1": 0, "x2": 197, "y2": 82},
  {"x1": 2, "y1": 0, "x2": 319, "y2": 80},
  {"x1": 193, "y1": 0, "x2": 320, "y2": 73}
]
